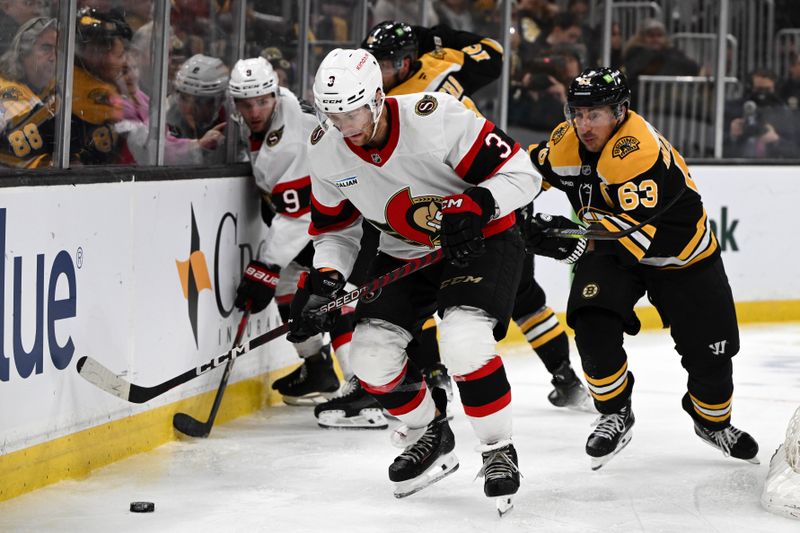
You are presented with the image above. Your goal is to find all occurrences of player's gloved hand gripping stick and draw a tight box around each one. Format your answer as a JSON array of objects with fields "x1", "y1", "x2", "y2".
[{"x1": 76, "y1": 250, "x2": 445, "y2": 404}]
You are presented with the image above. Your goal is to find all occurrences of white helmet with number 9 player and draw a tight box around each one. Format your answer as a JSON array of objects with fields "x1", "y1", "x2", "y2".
[
  {"x1": 229, "y1": 57, "x2": 278, "y2": 99},
  {"x1": 313, "y1": 48, "x2": 384, "y2": 141},
  {"x1": 229, "y1": 57, "x2": 280, "y2": 133}
]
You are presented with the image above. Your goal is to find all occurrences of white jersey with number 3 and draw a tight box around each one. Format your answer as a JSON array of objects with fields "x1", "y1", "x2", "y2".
[{"x1": 307, "y1": 92, "x2": 541, "y2": 277}]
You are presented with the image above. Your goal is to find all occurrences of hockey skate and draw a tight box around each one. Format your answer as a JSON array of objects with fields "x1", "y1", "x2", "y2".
[
  {"x1": 681, "y1": 393, "x2": 759, "y2": 463},
  {"x1": 388, "y1": 412, "x2": 459, "y2": 498},
  {"x1": 690, "y1": 423, "x2": 760, "y2": 464},
  {"x1": 547, "y1": 361, "x2": 594, "y2": 412},
  {"x1": 586, "y1": 400, "x2": 635, "y2": 470},
  {"x1": 314, "y1": 376, "x2": 388, "y2": 429},
  {"x1": 476, "y1": 440, "x2": 521, "y2": 517},
  {"x1": 272, "y1": 348, "x2": 340, "y2": 406}
]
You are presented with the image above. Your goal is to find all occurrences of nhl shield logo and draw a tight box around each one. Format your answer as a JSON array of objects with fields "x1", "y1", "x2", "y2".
[
  {"x1": 371, "y1": 153, "x2": 382, "y2": 164},
  {"x1": 612, "y1": 136, "x2": 640, "y2": 159}
]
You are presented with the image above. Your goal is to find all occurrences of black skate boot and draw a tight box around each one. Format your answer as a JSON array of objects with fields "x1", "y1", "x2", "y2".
[
  {"x1": 314, "y1": 376, "x2": 388, "y2": 429},
  {"x1": 586, "y1": 400, "x2": 635, "y2": 470},
  {"x1": 682, "y1": 393, "x2": 759, "y2": 463},
  {"x1": 477, "y1": 440, "x2": 521, "y2": 517},
  {"x1": 388, "y1": 411, "x2": 459, "y2": 498},
  {"x1": 272, "y1": 346, "x2": 340, "y2": 406},
  {"x1": 547, "y1": 361, "x2": 593, "y2": 412}
]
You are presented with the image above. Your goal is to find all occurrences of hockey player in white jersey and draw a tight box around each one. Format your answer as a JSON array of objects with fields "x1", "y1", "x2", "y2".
[
  {"x1": 288, "y1": 48, "x2": 540, "y2": 513},
  {"x1": 229, "y1": 57, "x2": 371, "y2": 417}
]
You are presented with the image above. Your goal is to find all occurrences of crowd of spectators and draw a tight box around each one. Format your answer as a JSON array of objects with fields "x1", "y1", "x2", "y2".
[{"x1": 4, "y1": 0, "x2": 800, "y2": 168}]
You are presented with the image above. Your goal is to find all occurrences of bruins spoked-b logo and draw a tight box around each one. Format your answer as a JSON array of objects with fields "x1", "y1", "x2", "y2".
[
  {"x1": 612, "y1": 136, "x2": 640, "y2": 159},
  {"x1": 414, "y1": 94, "x2": 438, "y2": 116},
  {"x1": 551, "y1": 123, "x2": 569, "y2": 145},
  {"x1": 266, "y1": 125, "x2": 284, "y2": 147},
  {"x1": 377, "y1": 187, "x2": 443, "y2": 247},
  {"x1": 582, "y1": 282, "x2": 600, "y2": 299}
]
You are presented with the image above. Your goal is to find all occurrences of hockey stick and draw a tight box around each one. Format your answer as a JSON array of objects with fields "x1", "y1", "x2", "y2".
[
  {"x1": 543, "y1": 188, "x2": 685, "y2": 240},
  {"x1": 76, "y1": 249, "x2": 444, "y2": 404},
  {"x1": 172, "y1": 307, "x2": 251, "y2": 438}
]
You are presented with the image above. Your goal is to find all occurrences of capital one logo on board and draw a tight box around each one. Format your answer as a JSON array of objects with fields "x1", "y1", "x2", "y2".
[
  {"x1": 0, "y1": 208, "x2": 79, "y2": 382},
  {"x1": 175, "y1": 204, "x2": 266, "y2": 348}
]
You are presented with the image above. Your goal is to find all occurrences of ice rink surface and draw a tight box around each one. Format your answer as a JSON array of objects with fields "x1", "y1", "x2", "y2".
[{"x1": 1, "y1": 323, "x2": 799, "y2": 533}]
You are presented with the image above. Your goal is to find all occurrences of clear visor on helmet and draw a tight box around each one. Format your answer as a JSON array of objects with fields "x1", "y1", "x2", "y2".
[
  {"x1": 316, "y1": 104, "x2": 374, "y2": 139},
  {"x1": 564, "y1": 104, "x2": 619, "y2": 128}
]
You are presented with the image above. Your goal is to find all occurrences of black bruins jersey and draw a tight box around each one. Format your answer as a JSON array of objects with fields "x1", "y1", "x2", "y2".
[
  {"x1": 528, "y1": 111, "x2": 718, "y2": 269},
  {"x1": 388, "y1": 25, "x2": 503, "y2": 114},
  {"x1": 70, "y1": 66, "x2": 124, "y2": 165},
  {"x1": 0, "y1": 78, "x2": 57, "y2": 168}
]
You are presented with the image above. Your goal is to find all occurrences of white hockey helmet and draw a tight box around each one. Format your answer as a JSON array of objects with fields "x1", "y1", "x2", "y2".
[
  {"x1": 174, "y1": 54, "x2": 229, "y2": 96},
  {"x1": 228, "y1": 57, "x2": 278, "y2": 99},
  {"x1": 313, "y1": 48, "x2": 383, "y2": 126}
]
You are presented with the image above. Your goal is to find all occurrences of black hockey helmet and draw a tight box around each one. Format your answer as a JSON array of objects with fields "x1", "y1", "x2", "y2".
[
  {"x1": 361, "y1": 21, "x2": 418, "y2": 65},
  {"x1": 566, "y1": 67, "x2": 630, "y2": 117},
  {"x1": 76, "y1": 7, "x2": 132, "y2": 46}
]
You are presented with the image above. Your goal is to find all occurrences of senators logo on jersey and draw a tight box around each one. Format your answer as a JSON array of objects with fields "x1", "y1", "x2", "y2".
[
  {"x1": 612, "y1": 136, "x2": 640, "y2": 159},
  {"x1": 310, "y1": 125, "x2": 325, "y2": 145},
  {"x1": 381, "y1": 187, "x2": 443, "y2": 248},
  {"x1": 414, "y1": 94, "x2": 438, "y2": 116},
  {"x1": 266, "y1": 125, "x2": 284, "y2": 147}
]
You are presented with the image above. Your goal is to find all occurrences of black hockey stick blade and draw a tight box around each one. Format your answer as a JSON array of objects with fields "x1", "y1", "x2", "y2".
[
  {"x1": 173, "y1": 309, "x2": 251, "y2": 438},
  {"x1": 76, "y1": 249, "x2": 444, "y2": 403},
  {"x1": 172, "y1": 412, "x2": 211, "y2": 438}
]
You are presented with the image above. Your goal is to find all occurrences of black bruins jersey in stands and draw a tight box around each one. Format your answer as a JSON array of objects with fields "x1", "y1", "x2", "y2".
[
  {"x1": 71, "y1": 66, "x2": 124, "y2": 165},
  {"x1": 528, "y1": 111, "x2": 719, "y2": 269},
  {"x1": 389, "y1": 25, "x2": 502, "y2": 114},
  {"x1": 0, "y1": 78, "x2": 57, "y2": 168}
]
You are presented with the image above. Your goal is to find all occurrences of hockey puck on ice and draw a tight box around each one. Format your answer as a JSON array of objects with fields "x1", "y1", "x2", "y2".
[{"x1": 129, "y1": 501, "x2": 155, "y2": 513}]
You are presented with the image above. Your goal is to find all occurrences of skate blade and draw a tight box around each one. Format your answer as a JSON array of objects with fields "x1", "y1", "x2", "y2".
[
  {"x1": 590, "y1": 430, "x2": 633, "y2": 471},
  {"x1": 317, "y1": 409, "x2": 388, "y2": 430},
  {"x1": 568, "y1": 393, "x2": 598, "y2": 414},
  {"x1": 282, "y1": 391, "x2": 338, "y2": 406},
  {"x1": 393, "y1": 453, "x2": 459, "y2": 498},
  {"x1": 496, "y1": 496, "x2": 514, "y2": 517},
  {"x1": 696, "y1": 436, "x2": 760, "y2": 464}
]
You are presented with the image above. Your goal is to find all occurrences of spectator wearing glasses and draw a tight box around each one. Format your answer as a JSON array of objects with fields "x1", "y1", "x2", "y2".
[{"x1": 0, "y1": 16, "x2": 56, "y2": 168}]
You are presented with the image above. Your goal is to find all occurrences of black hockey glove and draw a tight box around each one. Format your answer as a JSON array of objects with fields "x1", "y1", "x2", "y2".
[
  {"x1": 524, "y1": 213, "x2": 588, "y2": 265},
  {"x1": 234, "y1": 261, "x2": 280, "y2": 313},
  {"x1": 440, "y1": 186, "x2": 495, "y2": 267},
  {"x1": 286, "y1": 268, "x2": 346, "y2": 343}
]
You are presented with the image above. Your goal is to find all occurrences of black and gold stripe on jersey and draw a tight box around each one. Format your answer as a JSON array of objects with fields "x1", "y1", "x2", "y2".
[
  {"x1": 585, "y1": 361, "x2": 630, "y2": 402},
  {"x1": 529, "y1": 112, "x2": 718, "y2": 270},
  {"x1": 687, "y1": 392, "x2": 732, "y2": 424},
  {"x1": 0, "y1": 78, "x2": 56, "y2": 168}
]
